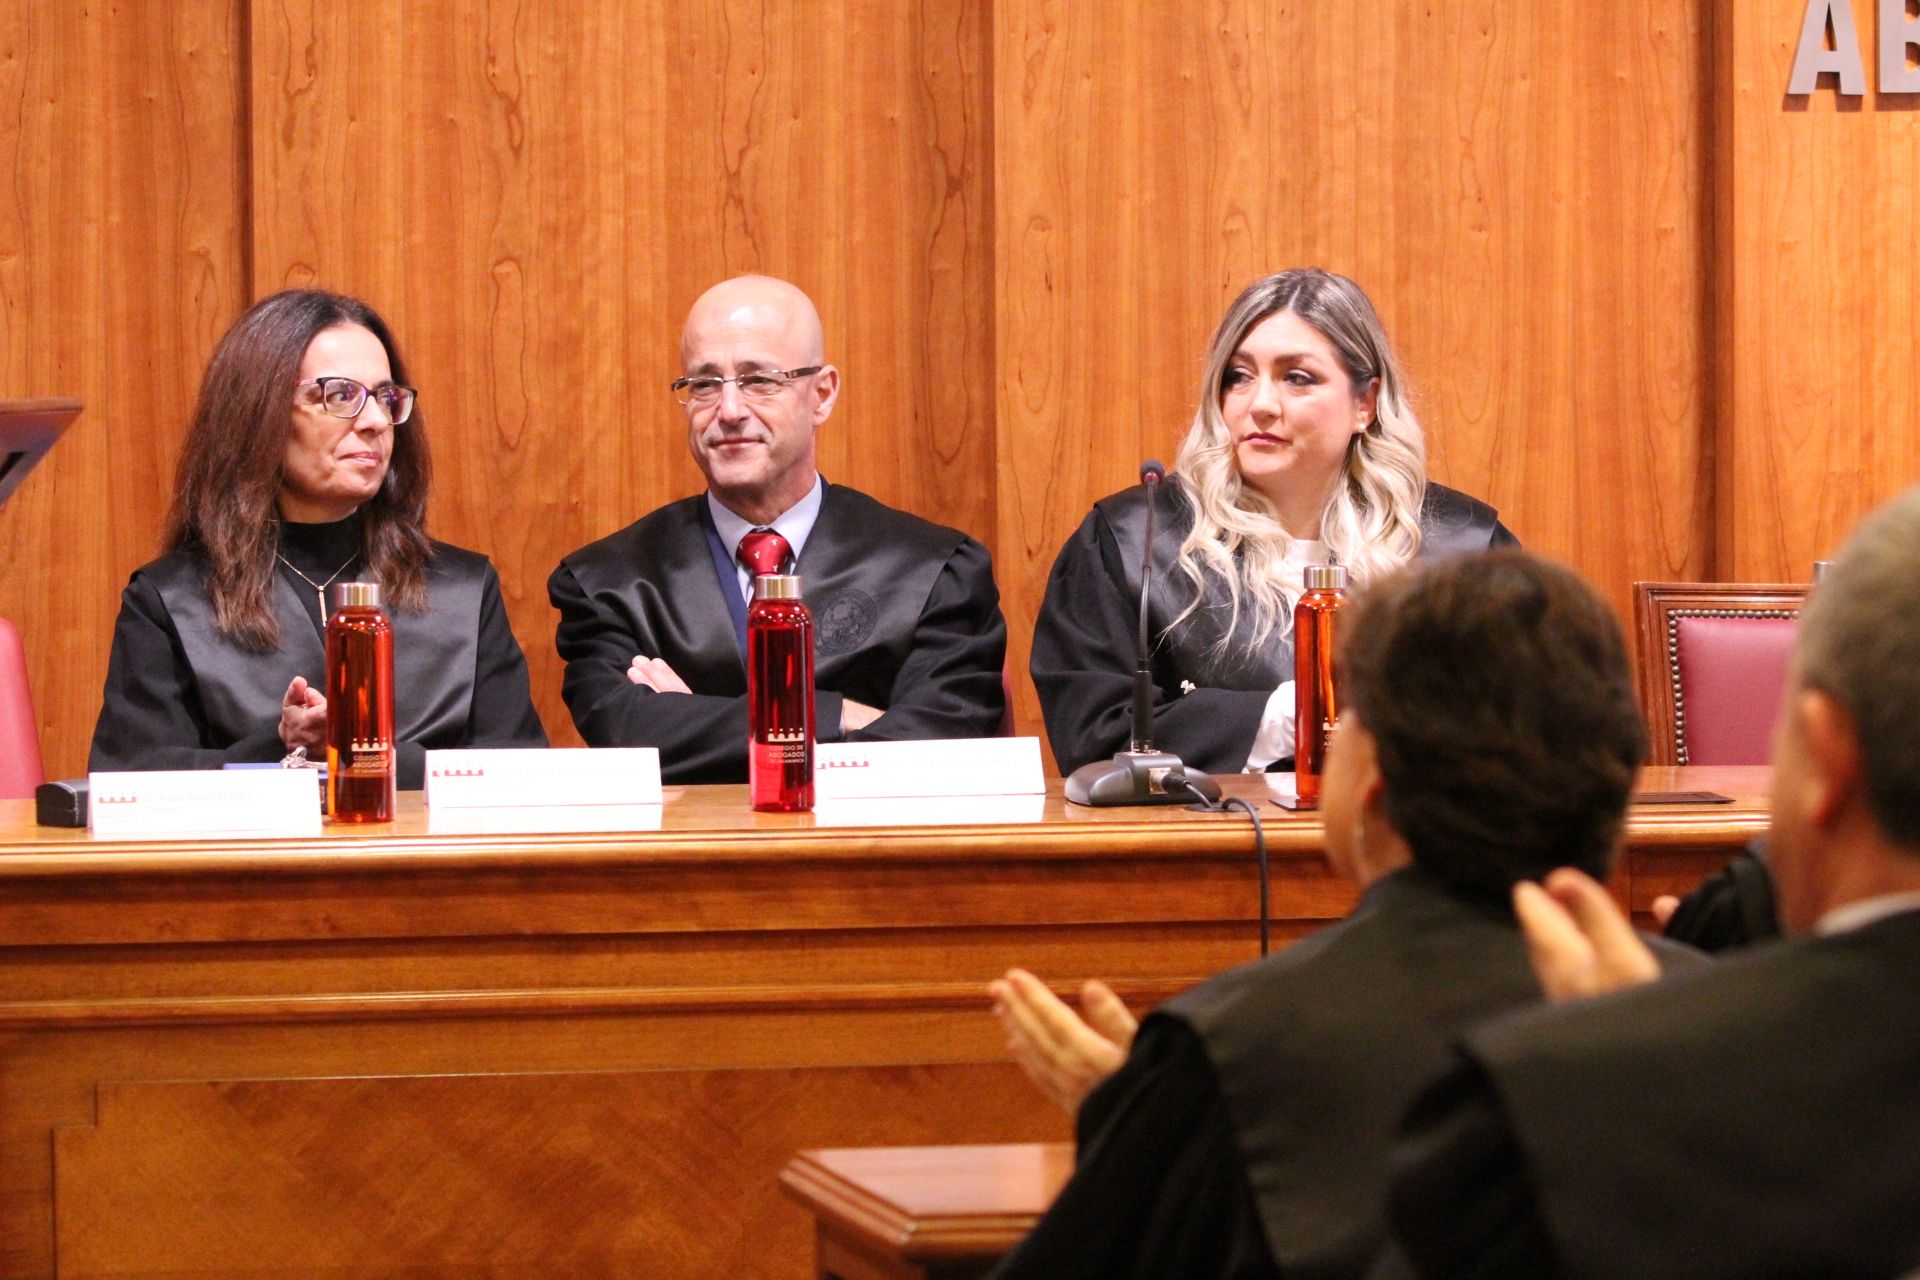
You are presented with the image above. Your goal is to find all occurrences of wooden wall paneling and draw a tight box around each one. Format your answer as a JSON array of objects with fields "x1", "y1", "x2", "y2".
[
  {"x1": 0, "y1": 1, "x2": 247, "y2": 782},
  {"x1": 252, "y1": 0, "x2": 583, "y2": 744},
  {"x1": 249, "y1": 0, "x2": 405, "y2": 293},
  {"x1": 251, "y1": 0, "x2": 996, "y2": 748},
  {"x1": 1375, "y1": 0, "x2": 1712, "y2": 614},
  {"x1": 0, "y1": 1, "x2": 1791, "y2": 777},
  {"x1": 4, "y1": 0, "x2": 1719, "y2": 773},
  {"x1": 993, "y1": 5, "x2": 1151, "y2": 753},
  {"x1": 995, "y1": 3, "x2": 1710, "y2": 766},
  {"x1": 1716, "y1": 0, "x2": 1920, "y2": 581},
  {"x1": 840, "y1": 0, "x2": 997, "y2": 544},
  {"x1": 0, "y1": 5, "x2": 103, "y2": 777},
  {"x1": 403, "y1": 0, "x2": 646, "y2": 752},
  {"x1": 614, "y1": 0, "x2": 994, "y2": 727},
  {"x1": 635, "y1": 0, "x2": 850, "y2": 535}
]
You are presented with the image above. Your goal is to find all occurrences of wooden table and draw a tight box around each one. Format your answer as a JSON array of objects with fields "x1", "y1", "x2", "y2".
[
  {"x1": 781, "y1": 1143, "x2": 1074, "y2": 1280},
  {"x1": 0, "y1": 768, "x2": 1764, "y2": 1279}
]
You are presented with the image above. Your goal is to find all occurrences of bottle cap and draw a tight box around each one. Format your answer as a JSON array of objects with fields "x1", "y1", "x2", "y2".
[
  {"x1": 754, "y1": 573, "x2": 805, "y2": 601},
  {"x1": 329, "y1": 581, "x2": 384, "y2": 611},
  {"x1": 1303, "y1": 564, "x2": 1348, "y2": 591}
]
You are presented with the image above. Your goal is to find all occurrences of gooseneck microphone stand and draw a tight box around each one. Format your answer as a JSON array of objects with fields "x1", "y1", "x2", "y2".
[{"x1": 1064, "y1": 461, "x2": 1222, "y2": 807}]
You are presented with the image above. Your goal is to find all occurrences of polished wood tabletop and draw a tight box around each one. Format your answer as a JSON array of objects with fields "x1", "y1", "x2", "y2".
[{"x1": 0, "y1": 765, "x2": 1769, "y2": 867}]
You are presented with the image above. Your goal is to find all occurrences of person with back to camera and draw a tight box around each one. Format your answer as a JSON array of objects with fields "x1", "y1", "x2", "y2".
[
  {"x1": 985, "y1": 550, "x2": 1701, "y2": 1280},
  {"x1": 1379, "y1": 484, "x2": 1920, "y2": 1280},
  {"x1": 89, "y1": 289, "x2": 547, "y2": 787},
  {"x1": 1031, "y1": 268, "x2": 1515, "y2": 777}
]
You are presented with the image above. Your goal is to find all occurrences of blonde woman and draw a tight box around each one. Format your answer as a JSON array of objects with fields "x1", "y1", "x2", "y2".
[{"x1": 1032, "y1": 270, "x2": 1515, "y2": 775}]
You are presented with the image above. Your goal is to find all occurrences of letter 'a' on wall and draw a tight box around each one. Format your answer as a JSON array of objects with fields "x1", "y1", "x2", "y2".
[
  {"x1": 1789, "y1": 0, "x2": 1867, "y2": 93},
  {"x1": 1881, "y1": 0, "x2": 1920, "y2": 92}
]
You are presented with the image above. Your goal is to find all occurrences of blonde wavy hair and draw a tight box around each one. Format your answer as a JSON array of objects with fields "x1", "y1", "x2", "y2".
[{"x1": 1171, "y1": 269, "x2": 1427, "y2": 652}]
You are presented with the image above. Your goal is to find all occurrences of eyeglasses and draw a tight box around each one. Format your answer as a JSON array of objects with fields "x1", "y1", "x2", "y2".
[
  {"x1": 296, "y1": 376, "x2": 417, "y2": 425},
  {"x1": 670, "y1": 367, "x2": 822, "y2": 406}
]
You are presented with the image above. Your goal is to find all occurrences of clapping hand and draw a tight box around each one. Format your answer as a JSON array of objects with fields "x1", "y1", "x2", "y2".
[
  {"x1": 989, "y1": 968, "x2": 1138, "y2": 1114},
  {"x1": 1514, "y1": 867, "x2": 1664, "y2": 1002}
]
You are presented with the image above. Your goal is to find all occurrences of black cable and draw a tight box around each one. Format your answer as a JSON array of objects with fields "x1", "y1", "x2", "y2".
[
  {"x1": 1165, "y1": 770, "x2": 1271, "y2": 958},
  {"x1": 1221, "y1": 797, "x2": 1270, "y2": 957}
]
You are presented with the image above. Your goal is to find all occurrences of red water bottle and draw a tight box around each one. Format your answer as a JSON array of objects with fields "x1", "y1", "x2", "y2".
[
  {"x1": 325, "y1": 581, "x2": 396, "y2": 822},
  {"x1": 747, "y1": 573, "x2": 816, "y2": 812},
  {"x1": 1292, "y1": 564, "x2": 1349, "y2": 809}
]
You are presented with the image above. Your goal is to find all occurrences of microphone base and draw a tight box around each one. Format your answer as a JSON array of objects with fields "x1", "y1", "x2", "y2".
[{"x1": 1065, "y1": 751, "x2": 1216, "y2": 807}]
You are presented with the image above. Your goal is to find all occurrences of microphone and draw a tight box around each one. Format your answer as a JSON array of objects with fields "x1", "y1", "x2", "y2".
[{"x1": 1065, "y1": 461, "x2": 1222, "y2": 806}]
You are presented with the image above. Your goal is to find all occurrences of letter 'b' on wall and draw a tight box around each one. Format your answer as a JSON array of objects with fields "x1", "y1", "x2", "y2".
[
  {"x1": 1788, "y1": 0, "x2": 1920, "y2": 93},
  {"x1": 1790, "y1": 0, "x2": 1867, "y2": 93},
  {"x1": 1881, "y1": 0, "x2": 1920, "y2": 92}
]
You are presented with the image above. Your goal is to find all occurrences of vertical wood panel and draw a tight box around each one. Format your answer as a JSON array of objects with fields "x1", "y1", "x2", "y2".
[
  {"x1": 843, "y1": 0, "x2": 996, "y2": 541},
  {"x1": 1718, "y1": 0, "x2": 1920, "y2": 580},
  {"x1": 996, "y1": 1, "x2": 1711, "y2": 754},
  {"x1": 250, "y1": 0, "x2": 995, "y2": 749},
  {"x1": 0, "y1": 1, "x2": 246, "y2": 784},
  {"x1": 994, "y1": 5, "x2": 1151, "y2": 745}
]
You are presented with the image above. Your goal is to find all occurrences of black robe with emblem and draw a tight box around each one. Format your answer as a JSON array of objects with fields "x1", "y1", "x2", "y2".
[
  {"x1": 547, "y1": 482, "x2": 1008, "y2": 783},
  {"x1": 1031, "y1": 481, "x2": 1516, "y2": 775},
  {"x1": 1383, "y1": 905, "x2": 1920, "y2": 1280},
  {"x1": 89, "y1": 516, "x2": 547, "y2": 789}
]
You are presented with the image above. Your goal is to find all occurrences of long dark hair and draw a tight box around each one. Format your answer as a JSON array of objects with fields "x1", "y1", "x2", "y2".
[{"x1": 165, "y1": 289, "x2": 433, "y2": 649}]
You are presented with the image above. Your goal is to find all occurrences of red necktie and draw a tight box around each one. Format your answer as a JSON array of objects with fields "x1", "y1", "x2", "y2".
[{"x1": 737, "y1": 528, "x2": 792, "y2": 582}]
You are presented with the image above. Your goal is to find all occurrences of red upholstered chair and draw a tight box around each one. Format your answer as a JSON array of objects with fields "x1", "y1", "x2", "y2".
[
  {"x1": 1633, "y1": 582, "x2": 1807, "y2": 767},
  {"x1": 0, "y1": 616, "x2": 45, "y2": 798}
]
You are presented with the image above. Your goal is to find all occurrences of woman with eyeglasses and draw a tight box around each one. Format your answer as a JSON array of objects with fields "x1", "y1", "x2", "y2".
[
  {"x1": 1032, "y1": 269, "x2": 1516, "y2": 777},
  {"x1": 89, "y1": 289, "x2": 546, "y2": 785}
]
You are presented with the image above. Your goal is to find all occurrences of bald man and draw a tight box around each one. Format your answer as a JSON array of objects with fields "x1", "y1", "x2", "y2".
[{"x1": 549, "y1": 275, "x2": 1007, "y2": 781}]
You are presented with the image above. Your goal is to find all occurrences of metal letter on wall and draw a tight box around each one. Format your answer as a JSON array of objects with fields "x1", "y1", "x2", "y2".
[
  {"x1": 1789, "y1": 0, "x2": 1868, "y2": 93},
  {"x1": 1881, "y1": 0, "x2": 1920, "y2": 92}
]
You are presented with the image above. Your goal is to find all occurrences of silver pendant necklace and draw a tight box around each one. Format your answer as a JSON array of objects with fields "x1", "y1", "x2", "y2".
[{"x1": 276, "y1": 551, "x2": 359, "y2": 619}]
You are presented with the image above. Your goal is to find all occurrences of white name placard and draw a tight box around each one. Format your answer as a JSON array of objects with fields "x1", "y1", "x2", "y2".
[
  {"x1": 88, "y1": 770, "x2": 323, "y2": 839},
  {"x1": 812, "y1": 737, "x2": 1045, "y2": 802},
  {"x1": 423, "y1": 748, "x2": 663, "y2": 808}
]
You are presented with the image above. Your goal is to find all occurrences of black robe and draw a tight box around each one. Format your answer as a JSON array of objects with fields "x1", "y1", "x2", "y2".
[
  {"x1": 1032, "y1": 482, "x2": 1516, "y2": 775},
  {"x1": 1384, "y1": 906, "x2": 1920, "y2": 1280},
  {"x1": 547, "y1": 482, "x2": 1008, "y2": 783},
  {"x1": 1660, "y1": 837, "x2": 1781, "y2": 953},
  {"x1": 988, "y1": 867, "x2": 1565, "y2": 1280},
  {"x1": 89, "y1": 517, "x2": 547, "y2": 789}
]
